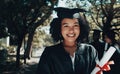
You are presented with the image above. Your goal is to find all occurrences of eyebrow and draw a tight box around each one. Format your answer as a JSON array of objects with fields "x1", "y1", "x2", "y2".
[{"x1": 74, "y1": 22, "x2": 79, "y2": 24}]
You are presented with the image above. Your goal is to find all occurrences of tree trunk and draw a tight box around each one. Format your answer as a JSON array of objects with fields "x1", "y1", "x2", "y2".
[
  {"x1": 16, "y1": 37, "x2": 23, "y2": 68},
  {"x1": 103, "y1": 17, "x2": 113, "y2": 31},
  {"x1": 24, "y1": 28, "x2": 35, "y2": 62},
  {"x1": 24, "y1": 6, "x2": 53, "y2": 63}
]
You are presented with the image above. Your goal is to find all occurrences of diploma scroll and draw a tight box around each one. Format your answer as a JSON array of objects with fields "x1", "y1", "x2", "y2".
[{"x1": 91, "y1": 46, "x2": 116, "y2": 74}]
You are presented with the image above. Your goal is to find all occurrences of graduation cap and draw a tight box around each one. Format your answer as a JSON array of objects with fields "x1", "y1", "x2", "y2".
[{"x1": 54, "y1": 7, "x2": 86, "y2": 18}]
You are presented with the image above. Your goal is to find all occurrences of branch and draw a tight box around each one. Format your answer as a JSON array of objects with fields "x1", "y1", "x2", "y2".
[{"x1": 100, "y1": 0, "x2": 107, "y2": 17}]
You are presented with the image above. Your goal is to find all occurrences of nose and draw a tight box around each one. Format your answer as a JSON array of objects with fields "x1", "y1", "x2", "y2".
[{"x1": 69, "y1": 27, "x2": 74, "y2": 33}]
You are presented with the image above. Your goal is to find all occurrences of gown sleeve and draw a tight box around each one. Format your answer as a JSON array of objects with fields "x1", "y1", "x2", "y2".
[{"x1": 36, "y1": 47, "x2": 51, "y2": 74}]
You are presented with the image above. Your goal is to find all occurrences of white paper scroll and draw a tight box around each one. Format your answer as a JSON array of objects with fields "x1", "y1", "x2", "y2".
[{"x1": 91, "y1": 46, "x2": 116, "y2": 74}]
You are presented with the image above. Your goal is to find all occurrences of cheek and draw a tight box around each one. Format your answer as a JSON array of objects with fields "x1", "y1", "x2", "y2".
[
  {"x1": 75, "y1": 28, "x2": 80, "y2": 35},
  {"x1": 61, "y1": 28, "x2": 66, "y2": 36}
]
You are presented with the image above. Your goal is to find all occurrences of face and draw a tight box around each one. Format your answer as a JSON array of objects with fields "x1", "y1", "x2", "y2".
[
  {"x1": 104, "y1": 35, "x2": 112, "y2": 43},
  {"x1": 61, "y1": 18, "x2": 80, "y2": 43}
]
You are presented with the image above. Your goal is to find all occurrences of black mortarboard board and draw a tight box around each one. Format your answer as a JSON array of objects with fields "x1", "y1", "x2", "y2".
[{"x1": 54, "y1": 7, "x2": 86, "y2": 18}]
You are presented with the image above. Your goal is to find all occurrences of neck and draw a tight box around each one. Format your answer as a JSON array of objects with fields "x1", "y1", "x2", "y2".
[
  {"x1": 63, "y1": 41, "x2": 77, "y2": 47},
  {"x1": 63, "y1": 41, "x2": 77, "y2": 56}
]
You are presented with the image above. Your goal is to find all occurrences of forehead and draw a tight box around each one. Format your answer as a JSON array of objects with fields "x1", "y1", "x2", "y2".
[{"x1": 61, "y1": 18, "x2": 79, "y2": 22}]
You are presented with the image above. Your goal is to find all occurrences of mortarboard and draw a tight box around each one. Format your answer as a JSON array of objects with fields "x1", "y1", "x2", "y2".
[{"x1": 54, "y1": 7, "x2": 86, "y2": 18}]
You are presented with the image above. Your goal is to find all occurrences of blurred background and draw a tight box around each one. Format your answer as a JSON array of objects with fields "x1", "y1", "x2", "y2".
[{"x1": 0, "y1": 0, "x2": 120, "y2": 74}]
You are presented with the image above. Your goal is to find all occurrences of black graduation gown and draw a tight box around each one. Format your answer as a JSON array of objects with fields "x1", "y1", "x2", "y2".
[{"x1": 36, "y1": 43, "x2": 98, "y2": 74}]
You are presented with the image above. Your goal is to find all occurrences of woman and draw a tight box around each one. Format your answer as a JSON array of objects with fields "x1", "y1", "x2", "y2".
[{"x1": 36, "y1": 7, "x2": 98, "y2": 74}]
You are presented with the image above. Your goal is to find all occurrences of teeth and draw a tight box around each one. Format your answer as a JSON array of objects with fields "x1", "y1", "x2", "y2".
[{"x1": 67, "y1": 34, "x2": 75, "y2": 37}]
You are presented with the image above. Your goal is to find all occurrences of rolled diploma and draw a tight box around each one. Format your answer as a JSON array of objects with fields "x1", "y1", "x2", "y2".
[{"x1": 91, "y1": 46, "x2": 116, "y2": 74}]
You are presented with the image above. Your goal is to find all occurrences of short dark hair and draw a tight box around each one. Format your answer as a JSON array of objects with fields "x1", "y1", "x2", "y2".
[{"x1": 50, "y1": 16, "x2": 90, "y2": 43}]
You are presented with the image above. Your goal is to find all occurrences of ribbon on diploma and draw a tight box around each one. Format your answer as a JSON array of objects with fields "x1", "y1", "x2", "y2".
[
  {"x1": 96, "y1": 60, "x2": 114, "y2": 74},
  {"x1": 91, "y1": 46, "x2": 116, "y2": 74}
]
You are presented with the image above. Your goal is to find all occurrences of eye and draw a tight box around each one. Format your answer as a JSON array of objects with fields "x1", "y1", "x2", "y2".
[
  {"x1": 74, "y1": 22, "x2": 79, "y2": 26},
  {"x1": 74, "y1": 24, "x2": 79, "y2": 27}
]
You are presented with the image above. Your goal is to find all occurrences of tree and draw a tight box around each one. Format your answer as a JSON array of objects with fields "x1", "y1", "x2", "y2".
[
  {"x1": 88, "y1": 0, "x2": 120, "y2": 31},
  {"x1": 0, "y1": 0, "x2": 56, "y2": 68}
]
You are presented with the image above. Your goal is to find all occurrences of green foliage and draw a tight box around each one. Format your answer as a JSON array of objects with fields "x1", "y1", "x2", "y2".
[{"x1": 32, "y1": 29, "x2": 54, "y2": 48}]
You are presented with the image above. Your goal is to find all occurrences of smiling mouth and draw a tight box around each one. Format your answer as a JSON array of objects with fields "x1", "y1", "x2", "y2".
[{"x1": 67, "y1": 34, "x2": 75, "y2": 37}]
